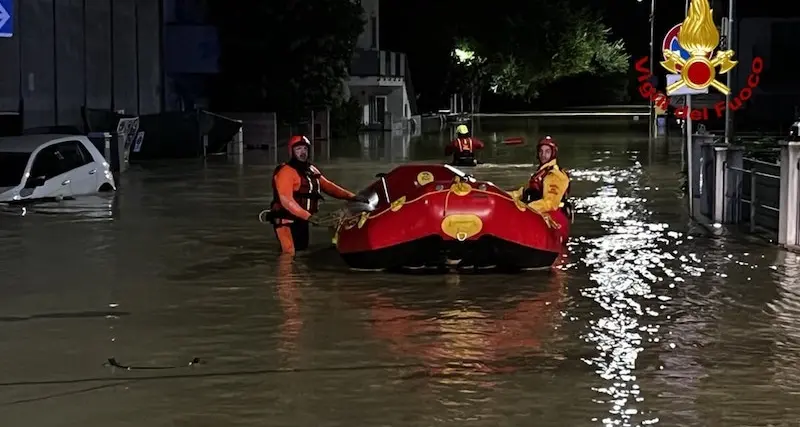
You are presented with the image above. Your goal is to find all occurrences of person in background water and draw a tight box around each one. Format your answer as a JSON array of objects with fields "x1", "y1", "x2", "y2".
[
  {"x1": 445, "y1": 124, "x2": 485, "y2": 166},
  {"x1": 270, "y1": 135, "x2": 367, "y2": 255},
  {"x1": 509, "y1": 136, "x2": 571, "y2": 219}
]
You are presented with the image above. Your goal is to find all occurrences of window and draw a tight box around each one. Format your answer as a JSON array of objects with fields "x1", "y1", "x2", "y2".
[
  {"x1": 56, "y1": 141, "x2": 93, "y2": 171},
  {"x1": 28, "y1": 141, "x2": 90, "y2": 181},
  {"x1": 769, "y1": 22, "x2": 800, "y2": 85},
  {"x1": 0, "y1": 152, "x2": 32, "y2": 187},
  {"x1": 29, "y1": 144, "x2": 67, "y2": 181}
]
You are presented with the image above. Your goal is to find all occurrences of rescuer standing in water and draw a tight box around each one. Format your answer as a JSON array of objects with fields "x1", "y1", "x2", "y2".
[
  {"x1": 269, "y1": 135, "x2": 367, "y2": 255},
  {"x1": 509, "y1": 136, "x2": 572, "y2": 220},
  {"x1": 445, "y1": 124, "x2": 485, "y2": 166}
]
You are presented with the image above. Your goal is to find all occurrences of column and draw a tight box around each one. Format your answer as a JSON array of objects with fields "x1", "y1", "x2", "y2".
[{"x1": 778, "y1": 141, "x2": 800, "y2": 247}]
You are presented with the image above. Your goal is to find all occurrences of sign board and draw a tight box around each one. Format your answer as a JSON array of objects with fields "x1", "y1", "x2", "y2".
[
  {"x1": 662, "y1": 24, "x2": 690, "y2": 61},
  {"x1": 0, "y1": 0, "x2": 12, "y2": 38},
  {"x1": 666, "y1": 74, "x2": 708, "y2": 95},
  {"x1": 133, "y1": 132, "x2": 145, "y2": 153},
  {"x1": 670, "y1": 95, "x2": 686, "y2": 108}
]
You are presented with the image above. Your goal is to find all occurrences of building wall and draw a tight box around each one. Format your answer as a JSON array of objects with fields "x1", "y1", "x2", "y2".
[
  {"x1": 162, "y1": 0, "x2": 218, "y2": 111},
  {"x1": 0, "y1": 0, "x2": 163, "y2": 129},
  {"x1": 355, "y1": 0, "x2": 379, "y2": 51},
  {"x1": 737, "y1": 18, "x2": 800, "y2": 125}
]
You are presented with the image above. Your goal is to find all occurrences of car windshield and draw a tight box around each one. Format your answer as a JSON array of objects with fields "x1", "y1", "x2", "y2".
[{"x1": 0, "y1": 151, "x2": 31, "y2": 187}]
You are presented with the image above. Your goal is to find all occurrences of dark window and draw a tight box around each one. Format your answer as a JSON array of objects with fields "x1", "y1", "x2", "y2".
[
  {"x1": 371, "y1": 16, "x2": 377, "y2": 49},
  {"x1": 769, "y1": 22, "x2": 800, "y2": 85},
  {"x1": 56, "y1": 141, "x2": 93, "y2": 171},
  {"x1": 29, "y1": 145, "x2": 68, "y2": 180},
  {"x1": 0, "y1": 152, "x2": 32, "y2": 187}
]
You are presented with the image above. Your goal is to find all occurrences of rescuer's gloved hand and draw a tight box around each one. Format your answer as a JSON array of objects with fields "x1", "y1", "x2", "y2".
[{"x1": 307, "y1": 215, "x2": 323, "y2": 226}]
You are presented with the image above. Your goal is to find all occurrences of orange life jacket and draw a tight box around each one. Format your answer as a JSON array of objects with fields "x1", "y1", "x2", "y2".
[
  {"x1": 270, "y1": 162, "x2": 323, "y2": 219},
  {"x1": 455, "y1": 137, "x2": 474, "y2": 153}
]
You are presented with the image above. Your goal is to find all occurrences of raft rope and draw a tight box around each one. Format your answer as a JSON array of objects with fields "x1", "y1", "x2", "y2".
[
  {"x1": 257, "y1": 209, "x2": 343, "y2": 227},
  {"x1": 334, "y1": 185, "x2": 560, "y2": 229},
  {"x1": 257, "y1": 183, "x2": 560, "y2": 230}
]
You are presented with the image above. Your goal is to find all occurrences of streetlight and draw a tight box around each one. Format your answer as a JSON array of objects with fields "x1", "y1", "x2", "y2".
[
  {"x1": 642, "y1": 0, "x2": 656, "y2": 141},
  {"x1": 723, "y1": 0, "x2": 734, "y2": 144}
]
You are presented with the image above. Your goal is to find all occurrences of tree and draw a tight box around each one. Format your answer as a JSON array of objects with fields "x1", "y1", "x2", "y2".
[
  {"x1": 209, "y1": 0, "x2": 365, "y2": 123},
  {"x1": 450, "y1": 0, "x2": 629, "y2": 108}
]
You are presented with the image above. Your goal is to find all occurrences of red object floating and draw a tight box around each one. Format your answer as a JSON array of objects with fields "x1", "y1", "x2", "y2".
[
  {"x1": 334, "y1": 164, "x2": 571, "y2": 271},
  {"x1": 503, "y1": 137, "x2": 524, "y2": 145}
]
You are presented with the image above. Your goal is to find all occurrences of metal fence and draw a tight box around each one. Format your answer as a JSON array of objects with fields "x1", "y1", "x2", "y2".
[{"x1": 727, "y1": 157, "x2": 781, "y2": 233}]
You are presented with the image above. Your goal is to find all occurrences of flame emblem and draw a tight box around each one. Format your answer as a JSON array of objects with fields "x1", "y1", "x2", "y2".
[{"x1": 660, "y1": 0, "x2": 737, "y2": 95}]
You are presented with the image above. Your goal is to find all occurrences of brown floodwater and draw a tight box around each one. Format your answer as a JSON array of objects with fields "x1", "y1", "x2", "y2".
[{"x1": 1, "y1": 118, "x2": 799, "y2": 427}]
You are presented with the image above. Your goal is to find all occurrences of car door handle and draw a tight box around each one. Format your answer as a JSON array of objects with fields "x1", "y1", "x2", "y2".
[
  {"x1": 89, "y1": 169, "x2": 96, "y2": 175},
  {"x1": 61, "y1": 179, "x2": 70, "y2": 186}
]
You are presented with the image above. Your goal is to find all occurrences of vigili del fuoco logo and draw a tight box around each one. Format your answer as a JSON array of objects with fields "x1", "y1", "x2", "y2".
[{"x1": 634, "y1": 0, "x2": 763, "y2": 120}]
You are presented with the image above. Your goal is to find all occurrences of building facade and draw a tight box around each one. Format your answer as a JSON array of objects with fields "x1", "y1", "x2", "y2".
[
  {"x1": 736, "y1": 18, "x2": 800, "y2": 127},
  {"x1": 347, "y1": 0, "x2": 417, "y2": 129},
  {"x1": 0, "y1": 0, "x2": 217, "y2": 132}
]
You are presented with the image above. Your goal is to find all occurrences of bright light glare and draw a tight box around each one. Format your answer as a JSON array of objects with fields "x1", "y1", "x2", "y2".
[{"x1": 454, "y1": 48, "x2": 475, "y2": 64}]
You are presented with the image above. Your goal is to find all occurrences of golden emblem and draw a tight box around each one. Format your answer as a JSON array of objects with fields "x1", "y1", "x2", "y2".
[
  {"x1": 416, "y1": 171, "x2": 434, "y2": 186},
  {"x1": 661, "y1": 0, "x2": 737, "y2": 95},
  {"x1": 390, "y1": 196, "x2": 406, "y2": 211}
]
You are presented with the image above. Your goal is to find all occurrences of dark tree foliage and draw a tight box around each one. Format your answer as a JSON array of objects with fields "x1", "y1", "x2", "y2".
[
  {"x1": 383, "y1": 0, "x2": 630, "y2": 110},
  {"x1": 209, "y1": 0, "x2": 364, "y2": 122},
  {"x1": 452, "y1": 0, "x2": 629, "y2": 105}
]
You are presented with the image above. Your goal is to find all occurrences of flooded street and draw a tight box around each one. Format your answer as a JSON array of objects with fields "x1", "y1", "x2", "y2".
[{"x1": 3, "y1": 118, "x2": 800, "y2": 426}]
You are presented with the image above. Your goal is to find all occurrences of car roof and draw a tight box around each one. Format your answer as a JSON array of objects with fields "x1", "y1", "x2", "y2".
[{"x1": 0, "y1": 134, "x2": 84, "y2": 153}]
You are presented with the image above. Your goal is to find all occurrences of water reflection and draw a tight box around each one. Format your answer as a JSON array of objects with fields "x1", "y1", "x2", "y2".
[
  {"x1": 0, "y1": 194, "x2": 116, "y2": 220},
  {"x1": 4, "y1": 121, "x2": 800, "y2": 425},
  {"x1": 576, "y1": 156, "x2": 675, "y2": 426},
  {"x1": 357, "y1": 131, "x2": 412, "y2": 162},
  {"x1": 276, "y1": 254, "x2": 304, "y2": 358},
  {"x1": 768, "y1": 250, "x2": 800, "y2": 394},
  {"x1": 360, "y1": 270, "x2": 567, "y2": 374}
]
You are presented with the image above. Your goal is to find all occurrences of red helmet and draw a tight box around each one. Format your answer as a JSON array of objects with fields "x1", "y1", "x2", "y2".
[
  {"x1": 288, "y1": 135, "x2": 311, "y2": 154},
  {"x1": 537, "y1": 136, "x2": 558, "y2": 159}
]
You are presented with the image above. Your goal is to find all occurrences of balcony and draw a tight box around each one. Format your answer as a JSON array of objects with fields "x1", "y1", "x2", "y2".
[{"x1": 349, "y1": 50, "x2": 406, "y2": 78}]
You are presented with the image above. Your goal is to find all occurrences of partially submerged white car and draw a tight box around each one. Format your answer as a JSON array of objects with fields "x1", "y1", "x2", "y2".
[{"x1": 0, "y1": 134, "x2": 116, "y2": 202}]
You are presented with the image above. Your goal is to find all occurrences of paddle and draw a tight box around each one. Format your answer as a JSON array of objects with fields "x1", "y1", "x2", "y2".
[{"x1": 502, "y1": 137, "x2": 524, "y2": 145}]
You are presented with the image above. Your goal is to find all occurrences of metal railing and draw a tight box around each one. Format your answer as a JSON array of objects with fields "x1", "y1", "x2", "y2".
[{"x1": 727, "y1": 157, "x2": 781, "y2": 232}]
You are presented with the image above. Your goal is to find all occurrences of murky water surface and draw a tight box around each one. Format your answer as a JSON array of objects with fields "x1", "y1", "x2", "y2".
[{"x1": 2, "y1": 119, "x2": 800, "y2": 427}]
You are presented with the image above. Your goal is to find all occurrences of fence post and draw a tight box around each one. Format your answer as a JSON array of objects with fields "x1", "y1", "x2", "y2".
[
  {"x1": 712, "y1": 143, "x2": 728, "y2": 223},
  {"x1": 272, "y1": 112, "x2": 279, "y2": 164},
  {"x1": 227, "y1": 120, "x2": 244, "y2": 164},
  {"x1": 722, "y1": 145, "x2": 744, "y2": 223},
  {"x1": 689, "y1": 133, "x2": 710, "y2": 219},
  {"x1": 750, "y1": 172, "x2": 757, "y2": 233},
  {"x1": 778, "y1": 141, "x2": 800, "y2": 246}
]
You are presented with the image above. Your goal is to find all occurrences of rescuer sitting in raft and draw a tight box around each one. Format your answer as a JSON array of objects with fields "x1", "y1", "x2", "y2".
[
  {"x1": 269, "y1": 135, "x2": 367, "y2": 255},
  {"x1": 445, "y1": 124, "x2": 485, "y2": 166},
  {"x1": 508, "y1": 136, "x2": 573, "y2": 222}
]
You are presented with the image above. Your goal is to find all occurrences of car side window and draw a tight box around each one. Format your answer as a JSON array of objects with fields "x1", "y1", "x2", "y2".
[
  {"x1": 56, "y1": 141, "x2": 92, "y2": 172},
  {"x1": 29, "y1": 145, "x2": 67, "y2": 180}
]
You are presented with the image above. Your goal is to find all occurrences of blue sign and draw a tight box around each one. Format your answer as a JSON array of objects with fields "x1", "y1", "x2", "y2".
[
  {"x1": 0, "y1": 0, "x2": 12, "y2": 37},
  {"x1": 662, "y1": 23, "x2": 713, "y2": 62},
  {"x1": 662, "y1": 24, "x2": 690, "y2": 61}
]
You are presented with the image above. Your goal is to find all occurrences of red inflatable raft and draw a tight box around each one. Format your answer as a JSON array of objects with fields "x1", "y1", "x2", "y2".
[{"x1": 333, "y1": 164, "x2": 571, "y2": 271}]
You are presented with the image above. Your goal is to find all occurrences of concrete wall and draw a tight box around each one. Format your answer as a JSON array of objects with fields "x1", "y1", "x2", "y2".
[{"x1": 0, "y1": 0, "x2": 163, "y2": 129}]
